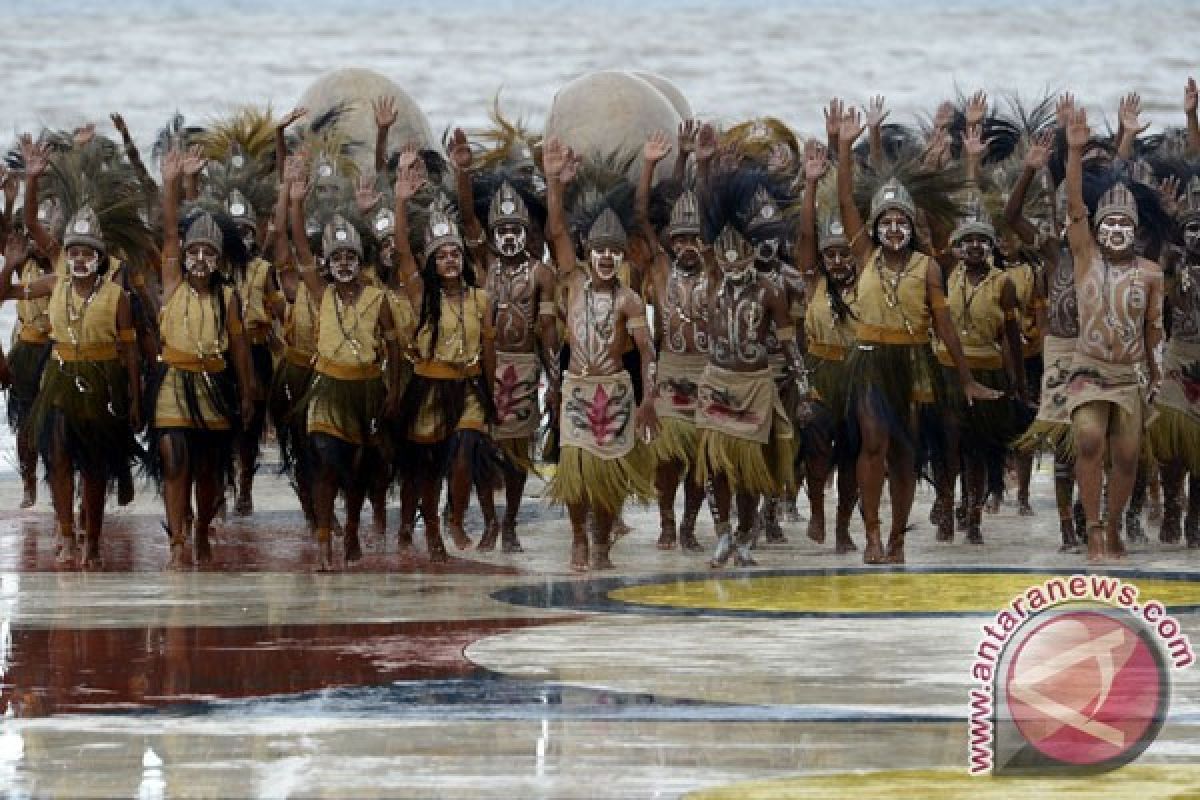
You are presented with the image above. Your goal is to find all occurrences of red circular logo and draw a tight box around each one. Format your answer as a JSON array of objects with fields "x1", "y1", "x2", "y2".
[{"x1": 1004, "y1": 609, "x2": 1167, "y2": 768}]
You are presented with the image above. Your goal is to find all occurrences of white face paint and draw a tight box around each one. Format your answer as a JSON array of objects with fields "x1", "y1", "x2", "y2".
[
  {"x1": 876, "y1": 218, "x2": 913, "y2": 251},
  {"x1": 184, "y1": 250, "x2": 218, "y2": 277},
  {"x1": 493, "y1": 226, "x2": 527, "y2": 258},
  {"x1": 959, "y1": 235, "x2": 993, "y2": 264},
  {"x1": 589, "y1": 248, "x2": 622, "y2": 282},
  {"x1": 68, "y1": 252, "x2": 100, "y2": 278},
  {"x1": 1096, "y1": 217, "x2": 1136, "y2": 253},
  {"x1": 328, "y1": 251, "x2": 360, "y2": 284}
]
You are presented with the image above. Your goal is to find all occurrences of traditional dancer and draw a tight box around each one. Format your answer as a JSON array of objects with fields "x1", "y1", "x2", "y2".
[
  {"x1": 451, "y1": 130, "x2": 559, "y2": 552},
  {"x1": 542, "y1": 137, "x2": 659, "y2": 572},
  {"x1": 638, "y1": 131, "x2": 710, "y2": 553},
  {"x1": 1061, "y1": 105, "x2": 1166, "y2": 562},
  {"x1": 1, "y1": 209, "x2": 142, "y2": 568},
  {"x1": 835, "y1": 104, "x2": 998, "y2": 565},
  {"x1": 150, "y1": 148, "x2": 256, "y2": 569}
]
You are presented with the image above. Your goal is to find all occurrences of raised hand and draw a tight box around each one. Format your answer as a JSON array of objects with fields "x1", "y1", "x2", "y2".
[
  {"x1": 373, "y1": 96, "x2": 398, "y2": 129},
  {"x1": 355, "y1": 175, "x2": 383, "y2": 212},
  {"x1": 803, "y1": 138, "x2": 828, "y2": 183},
  {"x1": 1056, "y1": 93, "x2": 1076, "y2": 129},
  {"x1": 965, "y1": 90, "x2": 988, "y2": 128},
  {"x1": 542, "y1": 136, "x2": 568, "y2": 179},
  {"x1": 109, "y1": 112, "x2": 129, "y2": 136},
  {"x1": 1118, "y1": 91, "x2": 1151, "y2": 135},
  {"x1": 839, "y1": 107, "x2": 865, "y2": 144},
  {"x1": 182, "y1": 144, "x2": 207, "y2": 176},
  {"x1": 962, "y1": 125, "x2": 989, "y2": 159},
  {"x1": 695, "y1": 123, "x2": 718, "y2": 163},
  {"x1": 393, "y1": 159, "x2": 427, "y2": 202},
  {"x1": 1065, "y1": 107, "x2": 1090, "y2": 149},
  {"x1": 867, "y1": 95, "x2": 890, "y2": 129},
  {"x1": 283, "y1": 154, "x2": 308, "y2": 200},
  {"x1": 161, "y1": 147, "x2": 184, "y2": 184},
  {"x1": 448, "y1": 127, "x2": 472, "y2": 171},
  {"x1": 19, "y1": 134, "x2": 50, "y2": 178},
  {"x1": 824, "y1": 98, "x2": 845, "y2": 139},
  {"x1": 924, "y1": 128, "x2": 950, "y2": 167},
  {"x1": 1023, "y1": 129, "x2": 1054, "y2": 170},
  {"x1": 1187, "y1": 77, "x2": 1199, "y2": 115},
  {"x1": 644, "y1": 130, "x2": 673, "y2": 165},
  {"x1": 560, "y1": 148, "x2": 582, "y2": 186},
  {"x1": 933, "y1": 100, "x2": 955, "y2": 131},
  {"x1": 73, "y1": 123, "x2": 96, "y2": 147},
  {"x1": 278, "y1": 107, "x2": 307, "y2": 131},
  {"x1": 677, "y1": 119, "x2": 698, "y2": 154},
  {"x1": 395, "y1": 142, "x2": 422, "y2": 173},
  {"x1": 4, "y1": 231, "x2": 31, "y2": 269},
  {"x1": 1159, "y1": 175, "x2": 1182, "y2": 217}
]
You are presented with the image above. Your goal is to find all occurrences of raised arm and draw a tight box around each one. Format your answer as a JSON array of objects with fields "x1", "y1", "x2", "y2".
[
  {"x1": 927, "y1": 265, "x2": 1002, "y2": 405},
  {"x1": 823, "y1": 98, "x2": 843, "y2": 156},
  {"x1": 160, "y1": 147, "x2": 185, "y2": 297},
  {"x1": 835, "y1": 105, "x2": 871, "y2": 269},
  {"x1": 181, "y1": 144, "x2": 206, "y2": 203},
  {"x1": 1186, "y1": 78, "x2": 1200, "y2": 156},
  {"x1": 392, "y1": 147, "x2": 427, "y2": 304},
  {"x1": 448, "y1": 127, "x2": 486, "y2": 261},
  {"x1": 1005, "y1": 130, "x2": 1054, "y2": 251},
  {"x1": 372, "y1": 96, "x2": 398, "y2": 175},
  {"x1": 18, "y1": 135, "x2": 60, "y2": 262},
  {"x1": 283, "y1": 154, "x2": 326, "y2": 303},
  {"x1": 797, "y1": 138, "x2": 826, "y2": 287},
  {"x1": 866, "y1": 95, "x2": 889, "y2": 170},
  {"x1": 1116, "y1": 92, "x2": 1150, "y2": 161},
  {"x1": 542, "y1": 137, "x2": 579, "y2": 277},
  {"x1": 1064, "y1": 105, "x2": 1095, "y2": 281},
  {"x1": 638, "y1": 130, "x2": 672, "y2": 242},
  {"x1": 673, "y1": 120, "x2": 696, "y2": 184},
  {"x1": 962, "y1": 125, "x2": 989, "y2": 186},
  {"x1": 274, "y1": 107, "x2": 306, "y2": 180}
]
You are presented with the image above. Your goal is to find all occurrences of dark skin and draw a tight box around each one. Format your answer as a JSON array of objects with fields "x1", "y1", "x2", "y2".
[
  {"x1": 285, "y1": 156, "x2": 402, "y2": 571},
  {"x1": 545, "y1": 135, "x2": 659, "y2": 572},
  {"x1": 796, "y1": 140, "x2": 859, "y2": 551},
  {"x1": 160, "y1": 148, "x2": 257, "y2": 570},
  {"x1": 1, "y1": 229, "x2": 48, "y2": 505},
  {"x1": 835, "y1": 103, "x2": 998, "y2": 565},
  {"x1": 638, "y1": 130, "x2": 713, "y2": 551},
  {"x1": 1, "y1": 240, "x2": 142, "y2": 569},
  {"x1": 450, "y1": 127, "x2": 561, "y2": 548},
  {"x1": 373, "y1": 96, "x2": 398, "y2": 175},
  {"x1": 392, "y1": 151, "x2": 501, "y2": 563}
]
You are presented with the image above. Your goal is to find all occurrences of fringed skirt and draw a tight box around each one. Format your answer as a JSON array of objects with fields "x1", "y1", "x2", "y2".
[
  {"x1": 695, "y1": 364, "x2": 795, "y2": 496},
  {"x1": 268, "y1": 357, "x2": 315, "y2": 473},
  {"x1": 941, "y1": 365, "x2": 1032, "y2": 473},
  {"x1": 7, "y1": 338, "x2": 51, "y2": 433},
  {"x1": 394, "y1": 371, "x2": 501, "y2": 484},
  {"x1": 145, "y1": 363, "x2": 238, "y2": 489},
  {"x1": 1013, "y1": 334, "x2": 1075, "y2": 458},
  {"x1": 844, "y1": 342, "x2": 944, "y2": 472},
  {"x1": 548, "y1": 442, "x2": 656, "y2": 516},
  {"x1": 29, "y1": 356, "x2": 140, "y2": 488},
  {"x1": 1146, "y1": 338, "x2": 1200, "y2": 472},
  {"x1": 801, "y1": 354, "x2": 852, "y2": 464}
]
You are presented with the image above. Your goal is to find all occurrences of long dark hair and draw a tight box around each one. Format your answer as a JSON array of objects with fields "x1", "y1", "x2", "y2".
[
  {"x1": 816, "y1": 254, "x2": 857, "y2": 325},
  {"x1": 417, "y1": 246, "x2": 479, "y2": 359}
]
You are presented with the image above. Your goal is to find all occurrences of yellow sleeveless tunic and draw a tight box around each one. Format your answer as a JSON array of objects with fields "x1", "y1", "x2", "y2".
[
  {"x1": 17, "y1": 259, "x2": 52, "y2": 343},
  {"x1": 409, "y1": 288, "x2": 491, "y2": 442},
  {"x1": 804, "y1": 276, "x2": 856, "y2": 361},
  {"x1": 284, "y1": 281, "x2": 319, "y2": 368},
  {"x1": 1008, "y1": 262, "x2": 1043, "y2": 357},
  {"x1": 852, "y1": 248, "x2": 932, "y2": 343},
  {"x1": 306, "y1": 284, "x2": 386, "y2": 443},
  {"x1": 238, "y1": 257, "x2": 273, "y2": 342},
  {"x1": 154, "y1": 283, "x2": 234, "y2": 429},
  {"x1": 47, "y1": 279, "x2": 123, "y2": 359},
  {"x1": 935, "y1": 265, "x2": 1007, "y2": 370}
]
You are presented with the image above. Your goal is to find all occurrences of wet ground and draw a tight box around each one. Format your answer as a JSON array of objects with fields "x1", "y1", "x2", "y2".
[{"x1": 2, "y1": 465, "x2": 1199, "y2": 798}]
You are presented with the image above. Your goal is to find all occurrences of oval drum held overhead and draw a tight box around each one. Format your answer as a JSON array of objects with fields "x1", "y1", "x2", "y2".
[
  {"x1": 545, "y1": 70, "x2": 685, "y2": 184},
  {"x1": 296, "y1": 68, "x2": 435, "y2": 176}
]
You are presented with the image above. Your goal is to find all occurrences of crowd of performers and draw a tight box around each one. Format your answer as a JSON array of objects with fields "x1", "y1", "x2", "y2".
[{"x1": 2, "y1": 81, "x2": 1200, "y2": 572}]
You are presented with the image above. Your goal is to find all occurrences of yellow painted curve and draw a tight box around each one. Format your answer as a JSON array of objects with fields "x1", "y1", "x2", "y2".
[{"x1": 609, "y1": 572, "x2": 1200, "y2": 614}]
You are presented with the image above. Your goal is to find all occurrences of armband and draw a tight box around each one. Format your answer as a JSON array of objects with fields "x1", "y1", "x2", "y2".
[
  {"x1": 538, "y1": 301, "x2": 557, "y2": 318},
  {"x1": 625, "y1": 315, "x2": 648, "y2": 333}
]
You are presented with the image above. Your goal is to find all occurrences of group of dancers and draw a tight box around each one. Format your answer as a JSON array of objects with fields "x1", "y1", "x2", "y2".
[{"x1": 2, "y1": 78, "x2": 1199, "y2": 572}]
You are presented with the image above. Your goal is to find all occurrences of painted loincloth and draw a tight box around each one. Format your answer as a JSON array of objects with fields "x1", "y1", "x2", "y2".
[
  {"x1": 1064, "y1": 351, "x2": 1151, "y2": 425},
  {"x1": 654, "y1": 351, "x2": 708, "y2": 421},
  {"x1": 1013, "y1": 335, "x2": 1075, "y2": 455},
  {"x1": 1146, "y1": 338, "x2": 1200, "y2": 469},
  {"x1": 696, "y1": 364, "x2": 792, "y2": 445},
  {"x1": 493, "y1": 351, "x2": 542, "y2": 440},
  {"x1": 559, "y1": 370, "x2": 638, "y2": 459}
]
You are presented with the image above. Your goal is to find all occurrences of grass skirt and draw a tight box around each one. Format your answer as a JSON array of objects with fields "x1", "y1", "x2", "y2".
[
  {"x1": 650, "y1": 416, "x2": 699, "y2": 470},
  {"x1": 7, "y1": 339, "x2": 50, "y2": 432},
  {"x1": 29, "y1": 357, "x2": 141, "y2": 489},
  {"x1": 1146, "y1": 404, "x2": 1200, "y2": 472},
  {"x1": 268, "y1": 359, "x2": 315, "y2": 473},
  {"x1": 547, "y1": 441, "x2": 656, "y2": 516},
  {"x1": 303, "y1": 372, "x2": 386, "y2": 446},
  {"x1": 696, "y1": 427, "x2": 794, "y2": 496}
]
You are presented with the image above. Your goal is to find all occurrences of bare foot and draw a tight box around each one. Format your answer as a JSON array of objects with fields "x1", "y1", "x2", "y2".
[
  {"x1": 1018, "y1": 501, "x2": 1035, "y2": 517},
  {"x1": 447, "y1": 523, "x2": 473, "y2": 550},
  {"x1": 570, "y1": 540, "x2": 589, "y2": 572},
  {"x1": 834, "y1": 535, "x2": 857, "y2": 554},
  {"x1": 56, "y1": 537, "x2": 78, "y2": 566},
  {"x1": 679, "y1": 530, "x2": 704, "y2": 552},
  {"x1": 1086, "y1": 525, "x2": 1106, "y2": 563},
  {"x1": 655, "y1": 529, "x2": 677, "y2": 550},
  {"x1": 20, "y1": 487, "x2": 35, "y2": 509},
  {"x1": 807, "y1": 516, "x2": 826, "y2": 544},
  {"x1": 81, "y1": 540, "x2": 103, "y2": 571},
  {"x1": 167, "y1": 543, "x2": 189, "y2": 570},
  {"x1": 477, "y1": 522, "x2": 500, "y2": 552},
  {"x1": 591, "y1": 551, "x2": 615, "y2": 570},
  {"x1": 862, "y1": 541, "x2": 886, "y2": 565},
  {"x1": 345, "y1": 530, "x2": 363, "y2": 563},
  {"x1": 1106, "y1": 531, "x2": 1127, "y2": 559},
  {"x1": 316, "y1": 538, "x2": 335, "y2": 572}
]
